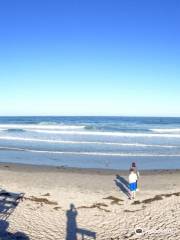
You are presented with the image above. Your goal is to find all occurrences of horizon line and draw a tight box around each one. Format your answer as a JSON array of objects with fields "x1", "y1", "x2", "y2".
[{"x1": 0, "y1": 115, "x2": 180, "y2": 118}]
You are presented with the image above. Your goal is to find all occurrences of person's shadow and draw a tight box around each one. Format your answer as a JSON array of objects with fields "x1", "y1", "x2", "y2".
[
  {"x1": 114, "y1": 174, "x2": 131, "y2": 198},
  {"x1": 0, "y1": 220, "x2": 29, "y2": 239},
  {"x1": 66, "y1": 204, "x2": 96, "y2": 240}
]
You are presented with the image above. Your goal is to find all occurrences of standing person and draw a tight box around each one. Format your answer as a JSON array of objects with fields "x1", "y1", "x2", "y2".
[
  {"x1": 129, "y1": 168, "x2": 138, "y2": 199},
  {"x1": 131, "y1": 162, "x2": 140, "y2": 191}
]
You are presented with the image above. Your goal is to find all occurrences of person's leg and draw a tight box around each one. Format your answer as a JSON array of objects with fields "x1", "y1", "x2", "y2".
[
  {"x1": 133, "y1": 182, "x2": 137, "y2": 198},
  {"x1": 129, "y1": 183, "x2": 132, "y2": 199},
  {"x1": 133, "y1": 191, "x2": 136, "y2": 199}
]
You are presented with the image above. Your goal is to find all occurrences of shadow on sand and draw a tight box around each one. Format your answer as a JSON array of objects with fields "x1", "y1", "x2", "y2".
[
  {"x1": 0, "y1": 189, "x2": 29, "y2": 239},
  {"x1": 114, "y1": 175, "x2": 131, "y2": 198},
  {"x1": 0, "y1": 220, "x2": 29, "y2": 240},
  {"x1": 66, "y1": 204, "x2": 96, "y2": 240},
  {"x1": 0, "y1": 189, "x2": 24, "y2": 220}
]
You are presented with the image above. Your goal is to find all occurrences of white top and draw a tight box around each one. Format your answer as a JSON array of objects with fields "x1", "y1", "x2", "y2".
[{"x1": 129, "y1": 172, "x2": 138, "y2": 183}]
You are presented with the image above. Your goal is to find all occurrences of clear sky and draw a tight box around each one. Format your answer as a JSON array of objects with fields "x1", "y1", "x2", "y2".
[{"x1": 0, "y1": 0, "x2": 179, "y2": 116}]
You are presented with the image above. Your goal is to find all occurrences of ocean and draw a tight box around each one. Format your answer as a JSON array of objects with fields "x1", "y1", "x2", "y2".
[{"x1": 0, "y1": 116, "x2": 180, "y2": 170}]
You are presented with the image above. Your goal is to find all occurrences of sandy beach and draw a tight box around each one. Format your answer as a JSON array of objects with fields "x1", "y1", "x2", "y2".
[{"x1": 0, "y1": 163, "x2": 179, "y2": 240}]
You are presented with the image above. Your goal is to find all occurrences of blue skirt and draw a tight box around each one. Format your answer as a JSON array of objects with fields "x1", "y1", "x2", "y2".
[{"x1": 129, "y1": 182, "x2": 137, "y2": 191}]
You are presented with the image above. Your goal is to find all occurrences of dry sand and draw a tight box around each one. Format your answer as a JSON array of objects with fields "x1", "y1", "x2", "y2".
[{"x1": 0, "y1": 162, "x2": 179, "y2": 240}]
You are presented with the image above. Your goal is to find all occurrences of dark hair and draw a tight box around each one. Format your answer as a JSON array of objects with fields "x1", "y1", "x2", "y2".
[{"x1": 132, "y1": 162, "x2": 136, "y2": 167}]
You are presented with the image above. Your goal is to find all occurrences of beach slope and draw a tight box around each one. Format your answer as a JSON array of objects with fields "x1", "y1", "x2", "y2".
[{"x1": 0, "y1": 163, "x2": 179, "y2": 240}]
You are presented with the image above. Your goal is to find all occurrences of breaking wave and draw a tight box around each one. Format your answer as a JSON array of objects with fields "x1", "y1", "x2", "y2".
[
  {"x1": 0, "y1": 146, "x2": 180, "y2": 157},
  {"x1": 0, "y1": 136, "x2": 176, "y2": 148}
]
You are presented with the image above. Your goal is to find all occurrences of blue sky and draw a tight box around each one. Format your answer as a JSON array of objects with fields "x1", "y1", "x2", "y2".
[{"x1": 0, "y1": 0, "x2": 179, "y2": 116}]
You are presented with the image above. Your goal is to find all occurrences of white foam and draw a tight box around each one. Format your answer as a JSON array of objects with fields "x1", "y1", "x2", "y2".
[
  {"x1": 151, "y1": 128, "x2": 180, "y2": 134},
  {"x1": 0, "y1": 136, "x2": 176, "y2": 148},
  {"x1": 0, "y1": 146, "x2": 25, "y2": 151},
  {"x1": 0, "y1": 147, "x2": 180, "y2": 157},
  {"x1": 1, "y1": 124, "x2": 180, "y2": 138},
  {"x1": 32, "y1": 129, "x2": 180, "y2": 138},
  {"x1": 0, "y1": 124, "x2": 85, "y2": 130},
  {"x1": 28, "y1": 150, "x2": 180, "y2": 157}
]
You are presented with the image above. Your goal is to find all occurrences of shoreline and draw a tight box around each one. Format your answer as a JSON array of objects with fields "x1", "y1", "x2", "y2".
[{"x1": 0, "y1": 161, "x2": 180, "y2": 175}]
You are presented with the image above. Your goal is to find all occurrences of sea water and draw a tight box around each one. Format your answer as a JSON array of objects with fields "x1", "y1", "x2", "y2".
[{"x1": 0, "y1": 116, "x2": 180, "y2": 169}]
